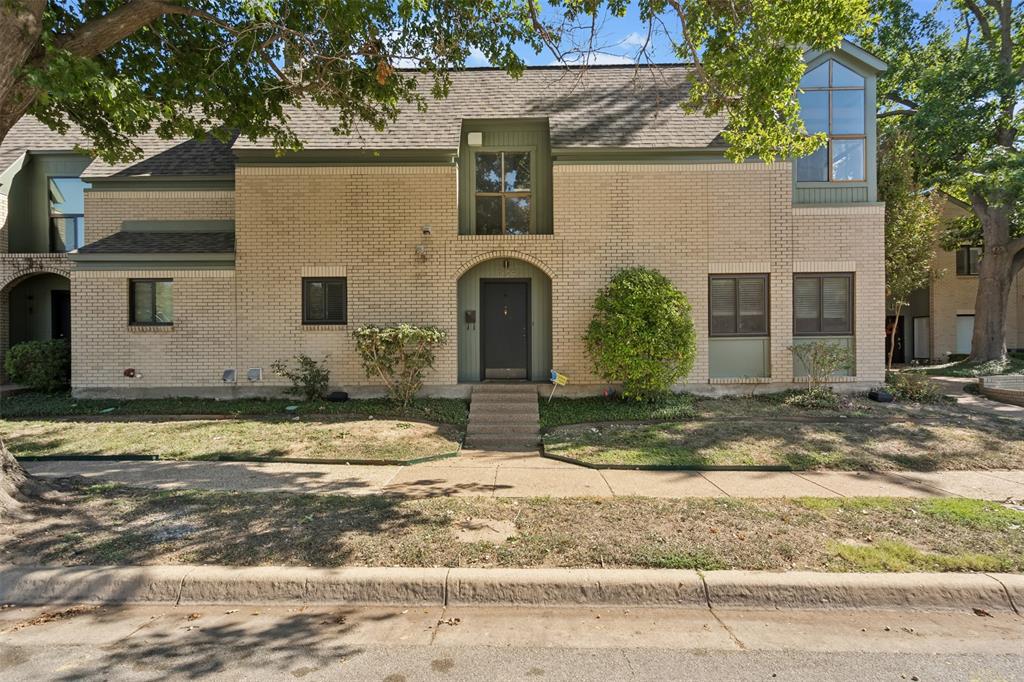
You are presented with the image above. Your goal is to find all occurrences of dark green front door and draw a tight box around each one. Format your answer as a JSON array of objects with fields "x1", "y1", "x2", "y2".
[{"x1": 481, "y1": 280, "x2": 529, "y2": 380}]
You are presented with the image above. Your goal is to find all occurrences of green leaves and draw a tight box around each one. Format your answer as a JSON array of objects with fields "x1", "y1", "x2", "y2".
[
  {"x1": 584, "y1": 267, "x2": 696, "y2": 401},
  {"x1": 353, "y1": 325, "x2": 448, "y2": 406}
]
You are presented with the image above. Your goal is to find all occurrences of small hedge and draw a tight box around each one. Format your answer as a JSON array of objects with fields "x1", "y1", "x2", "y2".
[
  {"x1": 584, "y1": 267, "x2": 696, "y2": 401},
  {"x1": 4, "y1": 339, "x2": 70, "y2": 392}
]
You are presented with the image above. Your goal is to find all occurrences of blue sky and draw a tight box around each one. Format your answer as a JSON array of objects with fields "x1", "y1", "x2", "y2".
[{"x1": 469, "y1": 0, "x2": 953, "y2": 67}]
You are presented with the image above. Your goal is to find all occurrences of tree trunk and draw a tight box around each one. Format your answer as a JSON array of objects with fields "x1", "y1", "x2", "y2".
[
  {"x1": 0, "y1": 0, "x2": 46, "y2": 145},
  {"x1": 887, "y1": 301, "x2": 903, "y2": 370},
  {"x1": 1, "y1": 437, "x2": 46, "y2": 521},
  {"x1": 968, "y1": 204, "x2": 1018, "y2": 363}
]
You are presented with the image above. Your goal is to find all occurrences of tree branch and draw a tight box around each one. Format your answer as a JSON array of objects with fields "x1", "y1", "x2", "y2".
[
  {"x1": 56, "y1": 0, "x2": 233, "y2": 59},
  {"x1": 878, "y1": 109, "x2": 917, "y2": 118},
  {"x1": 962, "y1": 0, "x2": 996, "y2": 49}
]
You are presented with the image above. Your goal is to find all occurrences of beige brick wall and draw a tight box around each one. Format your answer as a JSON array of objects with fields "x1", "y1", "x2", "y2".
[
  {"x1": 71, "y1": 269, "x2": 236, "y2": 389},
  {"x1": 84, "y1": 189, "x2": 234, "y2": 244},
  {"x1": 928, "y1": 247, "x2": 1024, "y2": 360},
  {"x1": 71, "y1": 160, "x2": 886, "y2": 395}
]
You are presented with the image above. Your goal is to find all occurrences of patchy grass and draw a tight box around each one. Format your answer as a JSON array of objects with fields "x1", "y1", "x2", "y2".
[
  {"x1": 909, "y1": 352, "x2": 1024, "y2": 378},
  {"x1": 0, "y1": 393, "x2": 469, "y2": 426},
  {"x1": 539, "y1": 394, "x2": 697, "y2": 429},
  {"x1": 3, "y1": 485, "x2": 1021, "y2": 572},
  {"x1": 2, "y1": 416, "x2": 461, "y2": 462},
  {"x1": 543, "y1": 415, "x2": 1024, "y2": 470}
]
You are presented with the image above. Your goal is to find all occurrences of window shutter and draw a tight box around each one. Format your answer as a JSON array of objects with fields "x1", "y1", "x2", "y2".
[
  {"x1": 737, "y1": 278, "x2": 766, "y2": 334},
  {"x1": 326, "y1": 280, "x2": 346, "y2": 323},
  {"x1": 821, "y1": 276, "x2": 851, "y2": 333},
  {"x1": 793, "y1": 277, "x2": 820, "y2": 334},
  {"x1": 710, "y1": 279, "x2": 736, "y2": 335}
]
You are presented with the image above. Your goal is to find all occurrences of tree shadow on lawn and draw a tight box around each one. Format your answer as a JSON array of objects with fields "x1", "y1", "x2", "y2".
[
  {"x1": 2, "y1": 415, "x2": 462, "y2": 463},
  {"x1": 2, "y1": 474, "x2": 498, "y2": 569},
  {"x1": 553, "y1": 415, "x2": 1024, "y2": 472}
]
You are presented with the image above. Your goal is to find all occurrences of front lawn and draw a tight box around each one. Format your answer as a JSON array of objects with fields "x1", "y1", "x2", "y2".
[
  {"x1": 539, "y1": 393, "x2": 697, "y2": 429},
  {"x1": 2, "y1": 416, "x2": 461, "y2": 463},
  {"x1": 3, "y1": 483, "x2": 1021, "y2": 573},
  {"x1": 543, "y1": 412, "x2": 1024, "y2": 471},
  {"x1": 0, "y1": 392, "x2": 470, "y2": 426}
]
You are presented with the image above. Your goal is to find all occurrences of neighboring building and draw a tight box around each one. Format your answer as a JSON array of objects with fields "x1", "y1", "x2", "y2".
[
  {"x1": 1, "y1": 41, "x2": 888, "y2": 397},
  {"x1": 889, "y1": 200, "x2": 1024, "y2": 364}
]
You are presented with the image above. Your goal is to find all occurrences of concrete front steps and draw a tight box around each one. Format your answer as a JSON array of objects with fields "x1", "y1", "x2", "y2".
[{"x1": 466, "y1": 383, "x2": 541, "y2": 450}]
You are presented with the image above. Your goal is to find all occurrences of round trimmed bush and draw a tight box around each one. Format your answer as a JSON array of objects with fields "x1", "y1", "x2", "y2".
[
  {"x1": 584, "y1": 267, "x2": 696, "y2": 401},
  {"x1": 4, "y1": 339, "x2": 70, "y2": 392}
]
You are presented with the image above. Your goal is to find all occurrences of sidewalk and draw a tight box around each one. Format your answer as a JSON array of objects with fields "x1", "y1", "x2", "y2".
[
  {"x1": 929, "y1": 375, "x2": 1024, "y2": 417},
  {"x1": 24, "y1": 451, "x2": 1024, "y2": 500}
]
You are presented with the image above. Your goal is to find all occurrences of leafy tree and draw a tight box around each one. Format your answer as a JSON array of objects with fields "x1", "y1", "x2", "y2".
[
  {"x1": 585, "y1": 267, "x2": 696, "y2": 401},
  {"x1": 862, "y1": 0, "x2": 1024, "y2": 362},
  {"x1": 879, "y1": 133, "x2": 939, "y2": 368},
  {"x1": 0, "y1": 1, "x2": 868, "y2": 163}
]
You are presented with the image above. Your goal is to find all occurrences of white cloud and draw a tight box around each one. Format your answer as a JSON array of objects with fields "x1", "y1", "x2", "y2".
[
  {"x1": 619, "y1": 31, "x2": 648, "y2": 49},
  {"x1": 548, "y1": 51, "x2": 636, "y2": 66},
  {"x1": 466, "y1": 47, "x2": 490, "y2": 67}
]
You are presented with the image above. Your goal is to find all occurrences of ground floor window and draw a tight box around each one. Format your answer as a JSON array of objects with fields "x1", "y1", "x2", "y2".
[
  {"x1": 793, "y1": 273, "x2": 853, "y2": 335},
  {"x1": 302, "y1": 277, "x2": 347, "y2": 325},
  {"x1": 955, "y1": 314, "x2": 974, "y2": 355},
  {"x1": 708, "y1": 275, "x2": 770, "y2": 379},
  {"x1": 129, "y1": 279, "x2": 173, "y2": 326}
]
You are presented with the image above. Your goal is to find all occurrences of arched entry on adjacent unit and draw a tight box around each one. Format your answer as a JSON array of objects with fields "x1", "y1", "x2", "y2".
[
  {"x1": 456, "y1": 257, "x2": 552, "y2": 382},
  {"x1": 0, "y1": 271, "x2": 71, "y2": 379}
]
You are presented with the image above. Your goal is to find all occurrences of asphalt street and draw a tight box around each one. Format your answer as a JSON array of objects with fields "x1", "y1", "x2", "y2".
[{"x1": 2, "y1": 603, "x2": 1022, "y2": 680}]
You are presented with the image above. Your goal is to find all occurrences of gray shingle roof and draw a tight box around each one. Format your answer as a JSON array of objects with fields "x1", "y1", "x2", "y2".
[
  {"x1": 76, "y1": 231, "x2": 235, "y2": 254},
  {"x1": 234, "y1": 64, "x2": 724, "y2": 152},
  {"x1": 8, "y1": 64, "x2": 726, "y2": 180},
  {"x1": 83, "y1": 132, "x2": 237, "y2": 179},
  {"x1": 0, "y1": 116, "x2": 92, "y2": 172}
]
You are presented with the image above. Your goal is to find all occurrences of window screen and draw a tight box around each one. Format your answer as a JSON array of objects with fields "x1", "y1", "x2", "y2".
[
  {"x1": 303, "y1": 278, "x2": 347, "y2": 325},
  {"x1": 129, "y1": 279, "x2": 173, "y2": 325},
  {"x1": 793, "y1": 274, "x2": 853, "y2": 335},
  {"x1": 709, "y1": 276, "x2": 768, "y2": 336}
]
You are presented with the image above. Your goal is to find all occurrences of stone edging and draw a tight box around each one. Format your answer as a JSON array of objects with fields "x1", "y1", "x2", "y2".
[{"x1": 1, "y1": 565, "x2": 1019, "y2": 614}]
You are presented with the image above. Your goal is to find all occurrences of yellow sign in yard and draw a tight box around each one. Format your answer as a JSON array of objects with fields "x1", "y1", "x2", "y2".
[{"x1": 548, "y1": 370, "x2": 568, "y2": 401}]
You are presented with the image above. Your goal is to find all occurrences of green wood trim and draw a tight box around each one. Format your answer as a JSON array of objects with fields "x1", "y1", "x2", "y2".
[
  {"x1": 552, "y1": 148, "x2": 729, "y2": 164},
  {"x1": 73, "y1": 259, "x2": 235, "y2": 271},
  {"x1": 86, "y1": 178, "x2": 235, "y2": 191},
  {"x1": 72, "y1": 252, "x2": 234, "y2": 263},
  {"x1": 121, "y1": 220, "x2": 235, "y2": 233},
  {"x1": 234, "y1": 149, "x2": 456, "y2": 165}
]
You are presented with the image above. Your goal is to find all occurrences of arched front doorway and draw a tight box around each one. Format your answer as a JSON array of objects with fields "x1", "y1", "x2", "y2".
[
  {"x1": 457, "y1": 257, "x2": 552, "y2": 382},
  {"x1": 1, "y1": 272, "x2": 71, "y2": 379}
]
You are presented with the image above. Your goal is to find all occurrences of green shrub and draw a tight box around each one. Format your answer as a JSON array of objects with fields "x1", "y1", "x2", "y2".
[
  {"x1": 783, "y1": 385, "x2": 841, "y2": 409},
  {"x1": 353, "y1": 325, "x2": 447, "y2": 406},
  {"x1": 584, "y1": 267, "x2": 696, "y2": 401},
  {"x1": 271, "y1": 354, "x2": 330, "y2": 400},
  {"x1": 886, "y1": 371, "x2": 948, "y2": 403},
  {"x1": 4, "y1": 340, "x2": 70, "y2": 391},
  {"x1": 789, "y1": 341, "x2": 854, "y2": 387}
]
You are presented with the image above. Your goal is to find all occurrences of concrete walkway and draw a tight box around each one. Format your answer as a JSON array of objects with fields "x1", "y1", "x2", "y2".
[
  {"x1": 24, "y1": 451, "x2": 1024, "y2": 500},
  {"x1": 929, "y1": 375, "x2": 1024, "y2": 417}
]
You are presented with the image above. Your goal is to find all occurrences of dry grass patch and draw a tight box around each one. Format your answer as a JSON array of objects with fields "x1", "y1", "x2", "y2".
[
  {"x1": 3, "y1": 483, "x2": 1021, "y2": 573},
  {"x1": 543, "y1": 415, "x2": 1024, "y2": 471},
  {"x1": 1, "y1": 416, "x2": 461, "y2": 462}
]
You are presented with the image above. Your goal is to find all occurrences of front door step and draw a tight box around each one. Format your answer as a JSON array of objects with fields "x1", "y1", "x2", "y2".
[{"x1": 465, "y1": 385, "x2": 540, "y2": 450}]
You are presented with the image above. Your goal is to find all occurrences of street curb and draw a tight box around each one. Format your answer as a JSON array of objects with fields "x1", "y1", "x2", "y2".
[{"x1": 1, "y1": 565, "x2": 1019, "y2": 613}]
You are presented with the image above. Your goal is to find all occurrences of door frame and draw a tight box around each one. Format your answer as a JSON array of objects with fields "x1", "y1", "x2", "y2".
[{"x1": 479, "y1": 278, "x2": 531, "y2": 381}]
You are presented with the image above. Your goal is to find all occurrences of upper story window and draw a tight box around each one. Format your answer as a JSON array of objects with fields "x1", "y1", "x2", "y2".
[
  {"x1": 48, "y1": 176, "x2": 90, "y2": 252},
  {"x1": 956, "y1": 246, "x2": 982, "y2": 276},
  {"x1": 474, "y1": 151, "x2": 532, "y2": 235},
  {"x1": 797, "y1": 60, "x2": 866, "y2": 183}
]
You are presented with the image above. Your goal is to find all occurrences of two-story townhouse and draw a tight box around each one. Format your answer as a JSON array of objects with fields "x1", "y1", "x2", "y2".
[
  {"x1": 0, "y1": 40, "x2": 887, "y2": 398},
  {"x1": 888, "y1": 198, "x2": 1024, "y2": 364}
]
